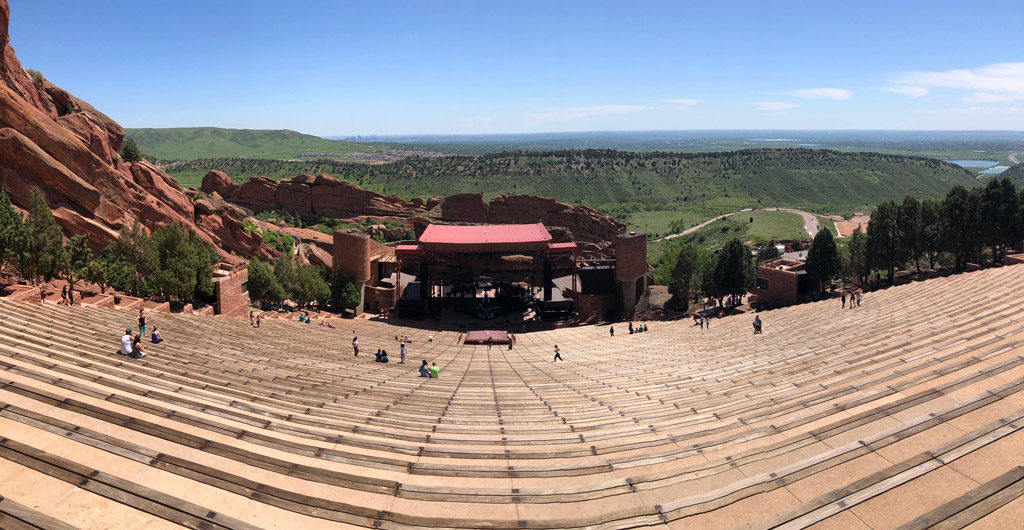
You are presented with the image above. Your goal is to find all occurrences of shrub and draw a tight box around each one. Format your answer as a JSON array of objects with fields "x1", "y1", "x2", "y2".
[
  {"x1": 120, "y1": 138, "x2": 142, "y2": 163},
  {"x1": 26, "y1": 69, "x2": 44, "y2": 89}
]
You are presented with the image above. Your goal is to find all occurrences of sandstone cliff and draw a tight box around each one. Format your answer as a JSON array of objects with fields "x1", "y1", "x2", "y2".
[{"x1": 0, "y1": 0, "x2": 273, "y2": 264}]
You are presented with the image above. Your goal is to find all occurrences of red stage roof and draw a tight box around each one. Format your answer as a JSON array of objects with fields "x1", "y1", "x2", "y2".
[{"x1": 419, "y1": 223, "x2": 552, "y2": 245}]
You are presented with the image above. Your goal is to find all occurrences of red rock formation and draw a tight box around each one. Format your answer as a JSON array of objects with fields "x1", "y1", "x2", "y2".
[
  {"x1": 0, "y1": 0, "x2": 275, "y2": 264},
  {"x1": 486, "y1": 195, "x2": 625, "y2": 242},
  {"x1": 200, "y1": 170, "x2": 238, "y2": 197},
  {"x1": 202, "y1": 171, "x2": 625, "y2": 244},
  {"x1": 207, "y1": 172, "x2": 428, "y2": 221}
]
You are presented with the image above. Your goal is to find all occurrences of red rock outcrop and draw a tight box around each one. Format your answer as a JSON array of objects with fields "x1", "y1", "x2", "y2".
[
  {"x1": 0, "y1": 0, "x2": 275, "y2": 264},
  {"x1": 207, "y1": 172, "x2": 428, "y2": 221},
  {"x1": 200, "y1": 170, "x2": 239, "y2": 197},
  {"x1": 202, "y1": 171, "x2": 625, "y2": 244},
  {"x1": 486, "y1": 195, "x2": 625, "y2": 242}
]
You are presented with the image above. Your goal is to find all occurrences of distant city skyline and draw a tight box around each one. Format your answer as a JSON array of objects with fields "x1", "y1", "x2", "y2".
[{"x1": 9, "y1": 0, "x2": 1023, "y2": 135}]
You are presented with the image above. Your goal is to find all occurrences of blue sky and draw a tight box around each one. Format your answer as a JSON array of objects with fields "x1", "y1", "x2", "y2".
[{"x1": 8, "y1": 1, "x2": 1023, "y2": 135}]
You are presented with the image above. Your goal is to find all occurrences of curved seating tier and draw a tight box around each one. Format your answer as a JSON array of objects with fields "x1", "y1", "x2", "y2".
[{"x1": 1, "y1": 264, "x2": 1024, "y2": 528}]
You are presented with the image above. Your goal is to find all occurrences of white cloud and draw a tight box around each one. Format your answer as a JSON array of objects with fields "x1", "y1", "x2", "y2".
[
  {"x1": 894, "y1": 62, "x2": 1024, "y2": 102},
  {"x1": 882, "y1": 85, "x2": 930, "y2": 98},
  {"x1": 754, "y1": 101, "x2": 797, "y2": 111},
  {"x1": 525, "y1": 105, "x2": 651, "y2": 124},
  {"x1": 789, "y1": 88, "x2": 852, "y2": 100},
  {"x1": 665, "y1": 98, "x2": 699, "y2": 110}
]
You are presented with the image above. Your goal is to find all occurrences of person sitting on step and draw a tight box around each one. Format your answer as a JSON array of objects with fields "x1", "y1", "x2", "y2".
[
  {"x1": 429, "y1": 362, "x2": 439, "y2": 378},
  {"x1": 151, "y1": 325, "x2": 163, "y2": 344},
  {"x1": 120, "y1": 328, "x2": 133, "y2": 356},
  {"x1": 419, "y1": 360, "x2": 430, "y2": 377},
  {"x1": 131, "y1": 334, "x2": 146, "y2": 358}
]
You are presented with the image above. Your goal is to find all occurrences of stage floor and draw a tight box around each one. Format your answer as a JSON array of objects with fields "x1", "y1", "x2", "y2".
[{"x1": 464, "y1": 330, "x2": 510, "y2": 344}]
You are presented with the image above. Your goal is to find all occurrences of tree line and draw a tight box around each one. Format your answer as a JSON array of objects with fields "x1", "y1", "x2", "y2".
[
  {"x1": 0, "y1": 188, "x2": 216, "y2": 304},
  {"x1": 245, "y1": 254, "x2": 361, "y2": 312},
  {"x1": 663, "y1": 177, "x2": 1024, "y2": 310}
]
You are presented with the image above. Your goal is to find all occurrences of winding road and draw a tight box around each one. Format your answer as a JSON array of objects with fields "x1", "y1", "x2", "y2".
[
  {"x1": 657, "y1": 208, "x2": 838, "y2": 242},
  {"x1": 1010, "y1": 152, "x2": 1020, "y2": 165}
]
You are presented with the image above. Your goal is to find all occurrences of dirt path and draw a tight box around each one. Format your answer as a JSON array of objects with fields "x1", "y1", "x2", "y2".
[
  {"x1": 657, "y1": 208, "x2": 836, "y2": 242},
  {"x1": 1010, "y1": 152, "x2": 1020, "y2": 165}
]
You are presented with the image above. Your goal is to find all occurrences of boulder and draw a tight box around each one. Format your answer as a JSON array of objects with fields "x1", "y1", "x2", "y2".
[
  {"x1": 430, "y1": 193, "x2": 488, "y2": 222},
  {"x1": 200, "y1": 170, "x2": 239, "y2": 197}
]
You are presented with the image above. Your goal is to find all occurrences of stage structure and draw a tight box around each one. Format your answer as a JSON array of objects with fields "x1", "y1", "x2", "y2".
[{"x1": 332, "y1": 223, "x2": 647, "y2": 322}]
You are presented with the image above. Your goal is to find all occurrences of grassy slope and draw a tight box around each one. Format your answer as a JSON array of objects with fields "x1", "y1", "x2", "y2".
[
  {"x1": 165, "y1": 148, "x2": 978, "y2": 212},
  {"x1": 646, "y1": 210, "x2": 805, "y2": 263},
  {"x1": 125, "y1": 127, "x2": 388, "y2": 160}
]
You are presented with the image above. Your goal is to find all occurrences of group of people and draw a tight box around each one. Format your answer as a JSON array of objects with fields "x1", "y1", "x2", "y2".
[
  {"x1": 840, "y1": 290, "x2": 863, "y2": 309},
  {"x1": 118, "y1": 308, "x2": 163, "y2": 359},
  {"x1": 59, "y1": 285, "x2": 76, "y2": 306},
  {"x1": 356, "y1": 334, "x2": 441, "y2": 377},
  {"x1": 419, "y1": 360, "x2": 440, "y2": 378},
  {"x1": 693, "y1": 313, "x2": 713, "y2": 329},
  {"x1": 249, "y1": 310, "x2": 262, "y2": 328},
  {"x1": 611, "y1": 321, "x2": 650, "y2": 337}
]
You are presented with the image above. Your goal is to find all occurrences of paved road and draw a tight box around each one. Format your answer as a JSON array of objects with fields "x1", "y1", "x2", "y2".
[{"x1": 657, "y1": 208, "x2": 834, "y2": 241}]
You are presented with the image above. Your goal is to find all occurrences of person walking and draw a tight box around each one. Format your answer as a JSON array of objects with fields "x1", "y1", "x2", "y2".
[
  {"x1": 138, "y1": 308, "x2": 147, "y2": 336},
  {"x1": 255, "y1": 314, "x2": 261, "y2": 328},
  {"x1": 352, "y1": 336, "x2": 359, "y2": 356},
  {"x1": 856, "y1": 292, "x2": 862, "y2": 307},
  {"x1": 753, "y1": 315, "x2": 763, "y2": 334},
  {"x1": 250, "y1": 310, "x2": 256, "y2": 327},
  {"x1": 610, "y1": 326, "x2": 614, "y2": 337},
  {"x1": 487, "y1": 337, "x2": 493, "y2": 350},
  {"x1": 399, "y1": 341, "x2": 407, "y2": 364},
  {"x1": 553, "y1": 345, "x2": 563, "y2": 362},
  {"x1": 67, "y1": 288, "x2": 74, "y2": 306},
  {"x1": 841, "y1": 291, "x2": 846, "y2": 309},
  {"x1": 61, "y1": 285, "x2": 68, "y2": 305}
]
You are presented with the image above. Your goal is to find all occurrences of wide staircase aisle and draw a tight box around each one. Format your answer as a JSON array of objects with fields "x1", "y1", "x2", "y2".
[{"x1": 2, "y1": 264, "x2": 1024, "y2": 528}]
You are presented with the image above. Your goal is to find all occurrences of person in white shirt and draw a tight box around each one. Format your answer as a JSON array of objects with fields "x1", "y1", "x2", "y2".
[{"x1": 120, "y1": 329, "x2": 133, "y2": 356}]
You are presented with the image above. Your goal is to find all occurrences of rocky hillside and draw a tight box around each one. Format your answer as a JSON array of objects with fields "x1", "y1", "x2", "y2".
[
  {"x1": 0, "y1": 0, "x2": 281, "y2": 263},
  {"x1": 0, "y1": 0, "x2": 627, "y2": 269},
  {"x1": 202, "y1": 170, "x2": 625, "y2": 243}
]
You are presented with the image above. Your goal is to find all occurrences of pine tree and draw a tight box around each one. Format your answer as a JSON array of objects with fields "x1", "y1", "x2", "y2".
[
  {"x1": 120, "y1": 138, "x2": 142, "y2": 163},
  {"x1": 59, "y1": 234, "x2": 93, "y2": 292},
  {"x1": 246, "y1": 258, "x2": 284, "y2": 305},
  {"x1": 806, "y1": 228, "x2": 839, "y2": 290},
  {"x1": 0, "y1": 191, "x2": 25, "y2": 273},
  {"x1": 17, "y1": 187, "x2": 64, "y2": 286}
]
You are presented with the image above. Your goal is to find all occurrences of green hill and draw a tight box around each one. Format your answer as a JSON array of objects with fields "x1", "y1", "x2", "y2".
[
  {"x1": 166, "y1": 148, "x2": 978, "y2": 214},
  {"x1": 124, "y1": 127, "x2": 387, "y2": 160},
  {"x1": 1000, "y1": 163, "x2": 1024, "y2": 184}
]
